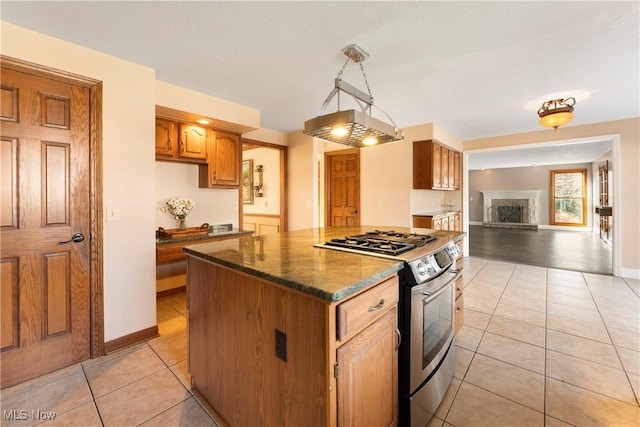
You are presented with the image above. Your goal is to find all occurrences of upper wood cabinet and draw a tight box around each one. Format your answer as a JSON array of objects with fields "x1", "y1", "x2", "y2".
[
  {"x1": 155, "y1": 118, "x2": 206, "y2": 163},
  {"x1": 179, "y1": 124, "x2": 208, "y2": 160},
  {"x1": 156, "y1": 117, "x2": 241, "y2": 188},
  {"x1": 155, "y1": 118, "x2": 178, "y2": 159},
  {"x1": 413, "y1": 140, "x2": 461, "y2": 191},
  {"x1": 198, "y1": 130, "x2": 240, "y2": 188}
]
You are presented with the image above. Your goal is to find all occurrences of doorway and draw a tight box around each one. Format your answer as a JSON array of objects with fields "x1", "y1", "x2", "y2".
[
  {"x1": 324, "y1": 148, "x2": 361, "y2": 227},
  {"x1": 463, "y1": 136, "x2": 619, "y2": 276},
  {"x1": 0, "y1": 57, "x2": 104, "y2": 388},
  {"x1": 240, "y1": 138, "x2": 288, "y2": 235}
]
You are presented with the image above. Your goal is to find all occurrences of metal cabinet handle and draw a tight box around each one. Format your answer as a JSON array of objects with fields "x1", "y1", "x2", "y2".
[
  {"x1": 395, "y1": 327, "x2": 401, "y2": 349},
  {"x1": 368, "y1": 299, "x2": 385, "y2": 312},
  {"x1": 59, "y1": 232, "x2": 85, "y2": 244}
]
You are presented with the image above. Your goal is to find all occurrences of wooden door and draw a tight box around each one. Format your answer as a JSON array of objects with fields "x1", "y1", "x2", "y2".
[
  {"x1": 336, "y1": 307, "x2": 398, "y2": 427},
  {"x1": 1, "y1": 68, "x2": 91, "y2": 387},
  {"x1": 326, "y1": 149, "x2": 360, "y2": 227}
]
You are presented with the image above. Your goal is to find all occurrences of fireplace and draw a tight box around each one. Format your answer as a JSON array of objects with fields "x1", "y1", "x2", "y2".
[{"x1": 481, "y1": 191, "x2": 540, "y2": 230}]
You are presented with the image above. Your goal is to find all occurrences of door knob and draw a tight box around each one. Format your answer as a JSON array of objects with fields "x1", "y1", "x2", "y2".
[{"x1": 59, "y1": 232, "x2": 85, "y2": 244}]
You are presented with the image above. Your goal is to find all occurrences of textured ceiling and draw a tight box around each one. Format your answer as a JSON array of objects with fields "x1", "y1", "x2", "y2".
[{"x1": 2, "y1": 1, "x2": 637, "y2": 167}]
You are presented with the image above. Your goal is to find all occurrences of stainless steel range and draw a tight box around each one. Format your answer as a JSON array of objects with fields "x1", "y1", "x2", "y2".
[{"x1": 316, "y1": 229, "x2": 460, "y2": 427}]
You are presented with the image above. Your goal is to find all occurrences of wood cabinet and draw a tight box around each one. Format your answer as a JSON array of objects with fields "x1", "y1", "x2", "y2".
[
  {"x1": 156, "y1": 118, "x2": 241, "y2": 188},
  {"x1": 187, "y1": 255, "x2": 399, "y2": 427},
  {"x1": 155, "y1": 118, "x2": 178, "y2": 159},
  {"x1": 413, "y1": 140, "x2": 461, "y2": 190},
  {"x1": 337, "y1": 308, "x2": 398, "y2": 426},
  {"x1": 198, "y1": 130, "x2": 241, "y2": 188},
  {"x1": 454, "y1": 239, "x2": 464, "y2": 335},
  {"x1": 412, "y1": 211, "x2": 461, "y2": 231},
  {"x1": 155, "y1": 118, "x2": 207, "y2": 163},
  {"x1": 178, "y1": 124, "x2": 208, "y2": 160},
  {"x1": 156, "y1": 232, "x2": 251, "y2": 264}
]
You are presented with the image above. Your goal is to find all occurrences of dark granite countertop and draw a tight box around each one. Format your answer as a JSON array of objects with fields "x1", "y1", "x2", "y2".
[
  {"x1": 156, "y1": 228, "x2": 253, "y2": 245},
  {"x1": 183, "y1": 226, "x2": 464, "y2": 303}
]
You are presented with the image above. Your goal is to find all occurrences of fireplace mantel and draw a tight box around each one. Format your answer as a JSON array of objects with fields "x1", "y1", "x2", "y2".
[
  {"x1": 481, "y1": 190, "x2": 541, "y2": 200},
  {"x1": 481, "y1": 190, "x2": 540, "y2": 228}
]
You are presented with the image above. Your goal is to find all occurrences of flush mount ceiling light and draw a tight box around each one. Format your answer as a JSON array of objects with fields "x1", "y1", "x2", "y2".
[
  {"x1": 303, "y1": 44, "x2": 403, "y2": 147},
  {"x1": 538, "y1": 97, "x2": 576, "y2": 130}
]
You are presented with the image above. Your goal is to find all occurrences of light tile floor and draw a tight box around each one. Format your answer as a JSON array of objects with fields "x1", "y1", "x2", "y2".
[{"x1": 2, "y1": 258, "x2": 639, "y2": 427}]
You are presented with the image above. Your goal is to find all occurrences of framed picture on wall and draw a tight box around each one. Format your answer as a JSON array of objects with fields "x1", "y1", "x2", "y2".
[{"x1": 242, "y1": 159, "x2": 254, "y2": 204}]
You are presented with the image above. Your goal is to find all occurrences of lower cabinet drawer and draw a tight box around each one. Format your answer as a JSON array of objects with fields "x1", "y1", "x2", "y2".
[{"x1": 337, "y1": 276, "x2": 399, "y2": 342}]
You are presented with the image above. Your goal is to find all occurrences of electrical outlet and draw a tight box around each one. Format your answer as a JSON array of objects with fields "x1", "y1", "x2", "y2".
[{"x1": 275, "y1": 329, "x2": 287, "y2": 362}]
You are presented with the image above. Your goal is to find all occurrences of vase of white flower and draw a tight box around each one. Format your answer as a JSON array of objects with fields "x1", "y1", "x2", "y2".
[
  {"x1": 166, "y1": 198, "x2": 195, "y2": 231},
  {"x1": 177, "y1": 216, "x2": 187, "y2": 231}
]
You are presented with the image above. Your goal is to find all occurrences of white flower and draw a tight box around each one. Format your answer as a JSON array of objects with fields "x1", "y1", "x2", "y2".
[{"x1": 166, "y1": 198, "x2": 195, "y2": 219}]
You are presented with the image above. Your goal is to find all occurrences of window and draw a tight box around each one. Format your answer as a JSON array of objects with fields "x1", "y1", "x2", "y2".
[{"x1": 550, "y1": 169, "x2": 587, "y2": 226}]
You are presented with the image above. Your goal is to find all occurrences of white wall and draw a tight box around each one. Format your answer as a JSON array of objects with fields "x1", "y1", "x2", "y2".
[
  {"x1": 286, "y1": 131, "x2": 317, "y2": 230},
  {"x1": 155, "y1": 162, "x2": 239, "y2": 229},
  {"x1": 2, "y1": 22, "x2": 157, "y2": 341}
]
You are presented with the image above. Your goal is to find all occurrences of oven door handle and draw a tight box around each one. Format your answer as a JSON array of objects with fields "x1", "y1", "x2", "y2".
[{"x1": 420, "y1": 278, "x2": 454, "y2": 304}]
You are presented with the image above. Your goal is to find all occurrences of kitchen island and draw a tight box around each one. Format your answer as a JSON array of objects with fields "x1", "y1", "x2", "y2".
[{"x1": 183, "y1": 226, "x2": 462, "y2": 427}]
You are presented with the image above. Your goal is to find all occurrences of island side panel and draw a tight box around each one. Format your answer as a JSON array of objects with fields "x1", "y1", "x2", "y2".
[{"x1": 187, "y1": 255, "x2": 329, "y2": 426}]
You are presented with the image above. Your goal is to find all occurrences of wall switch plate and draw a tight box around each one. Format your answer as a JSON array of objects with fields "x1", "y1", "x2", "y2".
[
  {"x1": 275, "y1": 329, "x2": 287, "y2": 362},
  {"x1": 106, "y1": 206, "x2": 120, "y2": 222}
]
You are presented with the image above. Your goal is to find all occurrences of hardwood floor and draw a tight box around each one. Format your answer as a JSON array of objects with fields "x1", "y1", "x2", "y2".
[{"x1": 468, "y1": 225, "x2": 612, "y2": 275}]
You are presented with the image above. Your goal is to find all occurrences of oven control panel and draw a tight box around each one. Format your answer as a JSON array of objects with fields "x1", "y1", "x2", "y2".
[{"x1": 404, "y1": 242, "x2": 458, "y2": 285}]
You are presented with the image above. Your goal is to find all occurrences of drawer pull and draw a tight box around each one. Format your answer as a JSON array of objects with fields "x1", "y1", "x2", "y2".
[
  {"x1": 456, "y1": 307, "x2": 462, "y2": 312},
  {"x1": 368, "y1": 299, "x2": 385, "y2": 312}
]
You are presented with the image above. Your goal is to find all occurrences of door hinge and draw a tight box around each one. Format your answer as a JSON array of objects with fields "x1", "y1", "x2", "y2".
[{"x1": 334, "y1": 362, "x2": 340, "y2": 379}]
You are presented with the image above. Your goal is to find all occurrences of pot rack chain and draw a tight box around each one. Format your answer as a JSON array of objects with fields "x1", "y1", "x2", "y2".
[{"x1": 335, "y1": 58, "x2": 374, "y2": 104}]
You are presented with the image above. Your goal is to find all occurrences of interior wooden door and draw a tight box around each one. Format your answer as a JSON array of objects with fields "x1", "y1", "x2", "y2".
[
  {"x1": 1, "y1": 67, "x2": 91, "y2": 388},
  {"x1": 326, "y1": 149, "x2": 360, "y2": 227}
]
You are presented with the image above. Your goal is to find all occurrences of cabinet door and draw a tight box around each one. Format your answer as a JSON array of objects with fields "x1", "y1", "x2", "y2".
[
  {"x1": 155, "y1": 118, "x2": 178, "y2": 159},
  {"x1": 441, "y1": 215, "x2": 449, "y2": 231},
  {"x1": 179, "y1": 124, "x2": 208, "y2": 160},
  {"x1": 440, "y1": 146, "x2": 449, "y2": 189},
  {"x1": 454, "y1": 151, "x2": 461, "y2": 190},
  {"x1": 432, "y1": 217, "x2": 442, "y2": 230},
  {"x1": 213, "y1": 131, "x2": 240, "y2": 186},
  {"x1": 199, "y1": 130, "x2": 240, "y2": 188},
  {"x1": 413, "y1": 140, "x2": 431, "y2": 189},
  {"x1": 454, "y1": 212, "x2": 461, "y2": 231},
  {"x1": 337, "y1": 307, "x2": 398, "y2": 427},
  {"x1": 432, "y1": 143, "x2": 443, "y2": 189},
  {"x1": 448, "y1": 150, "x2": 456, "y2": 189}
]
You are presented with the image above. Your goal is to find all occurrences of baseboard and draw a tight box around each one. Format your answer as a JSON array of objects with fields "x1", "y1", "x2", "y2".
[
  {"x1": 157, "y1": 286, "x2": 186, "y2": 299},
  {"x1": 538, "y1": 225, "x2": 592, "y2": 232},
  {"x1": 620, "y1": 268, "x2": 640, "y2": 280},
  {"x1": 104, "y1": 325, "x2": 159, "y2": 354}
]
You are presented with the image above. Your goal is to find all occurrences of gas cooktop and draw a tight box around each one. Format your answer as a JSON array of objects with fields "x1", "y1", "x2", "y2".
[{"x1": 321, "y1": 230, "x2": 437, "y2": 256}]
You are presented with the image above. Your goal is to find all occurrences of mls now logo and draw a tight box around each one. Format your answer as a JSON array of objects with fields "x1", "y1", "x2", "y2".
[{"x1": 3, "y1": 410, "x2": 57, "y2": 421}]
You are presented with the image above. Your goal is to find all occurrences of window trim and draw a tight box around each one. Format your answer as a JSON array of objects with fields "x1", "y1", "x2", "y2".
[{"x1": 549, "y1": 168, "x2": 588, "y2": 227}]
